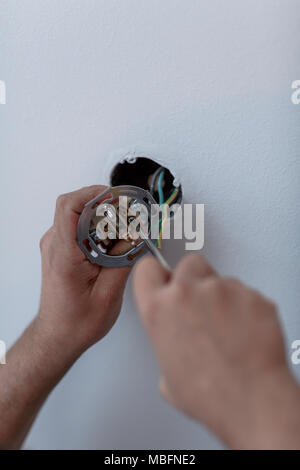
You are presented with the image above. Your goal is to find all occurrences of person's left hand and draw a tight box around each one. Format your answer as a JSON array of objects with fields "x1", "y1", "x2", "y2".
[{"x1": 38, "y1": 185, "x2": 131, "y2": 360}]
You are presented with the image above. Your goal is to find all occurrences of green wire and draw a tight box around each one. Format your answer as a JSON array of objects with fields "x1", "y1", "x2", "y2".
[
  {"x1": 150, "y1": 166, "x2": 164, "y2": 195},
  {"x1": 157, "y1": 185, "x2": 181, "y2": 248},
  {"x1": 157, "y1": 170, "x2": 165, "y2": 205},
  {"x1": 156, "y1": 170, "x2": 165, "y2": 247},
  {"x1": 156, "y1": 171, "x2": 182, "y2": 247}
]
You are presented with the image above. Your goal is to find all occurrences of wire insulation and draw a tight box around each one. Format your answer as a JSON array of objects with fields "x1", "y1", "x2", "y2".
[
  {"x1": 157, "y1": 170, "x2": 165, "y2": 206},
  {"x1": 150, "y1": 166, "x2": 164, "y2": 196},
  {"x1": 157, "y1": 185, "x2": 181, "y2": 249}
]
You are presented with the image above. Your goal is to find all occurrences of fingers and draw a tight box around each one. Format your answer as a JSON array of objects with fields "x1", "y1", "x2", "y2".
[
  {"x1": 54, "y1": 185, "x2": 107, "y2": 244},
  {"x1": 39, "y1": 226, "x2": 54, "y2": 253},
  {"x1": 173, "y1": 253, "x2": 217, "y2": 283},
  {"x1": 134, "y1": 255, "x2": 170, "y2": 292},
  {"x1": 133, "y1": 256, "x2": 170, "y2": 310},
  {"x1": 159, "y1": 376, "x2": 176, "y2": 407},
  {"x1": 133, "y1": 254, "x2": 215, "y2": 319},
  {"x1": 56, "y1": 185, "x2": 107, "y2": 216},
  {"x1": 94, "y1": 265, "x2": 132, "y2": 300}
]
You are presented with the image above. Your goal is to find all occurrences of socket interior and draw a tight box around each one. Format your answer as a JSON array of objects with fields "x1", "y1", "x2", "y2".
[{"x1": 110, "y1": 156, "x2": 182, "y2": 206}]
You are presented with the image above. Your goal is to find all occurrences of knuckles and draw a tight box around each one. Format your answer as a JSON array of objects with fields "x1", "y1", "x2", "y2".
[
  {"x1": 201, "y1": 278, "x2": 228, "y2": 300},
  {"x1": 203, "y1": 278, "x2": 279, "y2": 320},
  {"x1": 176, "y1": 253, "x2": 214, "y2": 279},
  {"x1": 200, "y1": 277, "x2": 246, "y2": 308},
  {"x1": 39, "y1": 229, "x2": 52, "y2": 253},
  {"x1": 222, "y1": 278, "x2": 243, "y2": 291},
  {"x1": 56, "y1": 193, "x2": 69, "y2": 211},
  {"x1": 169, "y1": 280, "x2": 193, "y2": 304}
]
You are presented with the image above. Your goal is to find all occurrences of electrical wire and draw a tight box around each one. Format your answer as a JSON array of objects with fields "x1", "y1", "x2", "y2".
[
  {"x1": 150, "y1": 166, "x2": 164, "y2": 196},
  {"x1": 150, "y1": 166, "x2": 181, "y2": 249},
  {"x1": 156, "y1": 169, "x2": 165, "y2": 248},
  {"x1": 157, "y1": 169, "x2": 165, "y2": 206},
  {"x1": 157, "y1": 185, "x2": 181, "y2": 249}
]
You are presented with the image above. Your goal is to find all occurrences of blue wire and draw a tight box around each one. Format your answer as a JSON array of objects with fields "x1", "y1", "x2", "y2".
[{"x1": 157, "y1": 170, "x2": 165, "y2": 205}]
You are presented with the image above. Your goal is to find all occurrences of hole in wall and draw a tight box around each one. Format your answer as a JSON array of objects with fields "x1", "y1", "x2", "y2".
[{"x1": 110, "y1": 156, "x2": 182, "y2": 206}]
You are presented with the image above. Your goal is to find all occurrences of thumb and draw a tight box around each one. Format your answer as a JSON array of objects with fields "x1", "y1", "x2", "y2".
[{"x1": 133, "y1": 255, "x2": 170, "y2": 315}]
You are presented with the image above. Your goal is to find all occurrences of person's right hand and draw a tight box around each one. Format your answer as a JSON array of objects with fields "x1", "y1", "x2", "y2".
[{"x1": 133, "y1": 254, "x2": 300, "y2": 449}]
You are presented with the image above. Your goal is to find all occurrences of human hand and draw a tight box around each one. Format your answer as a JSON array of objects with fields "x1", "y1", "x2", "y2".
[
  {"x1": 38, "y1": 185, "x2": 131, "y2": 361},
  {"x1": 0, "y1": 185, "x2": 132, "y2": 450},
  {"x1": 133, "y1": 254, "x2": 300, "y2": 449}
]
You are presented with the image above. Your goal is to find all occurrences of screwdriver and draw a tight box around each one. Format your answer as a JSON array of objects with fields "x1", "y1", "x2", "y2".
[{"x1": 141, "y1": 235, "x2": 171, "y2": 272}]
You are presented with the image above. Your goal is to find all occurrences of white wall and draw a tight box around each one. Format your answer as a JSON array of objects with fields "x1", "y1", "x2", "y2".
[{"x1": 1, "y1": 0, "x2": 300, "y2": 449}]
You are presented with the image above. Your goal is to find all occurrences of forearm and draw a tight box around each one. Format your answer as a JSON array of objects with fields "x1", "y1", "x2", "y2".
[
  {"x1": 134, "y1": 255, "x2": 300, "y2": 451},
  {"x1": 0, "y1": 317, "x2": 78, "y2": 449},
  {"x1": 223, "y1": 368, "x2": 300, "y2": 450}
]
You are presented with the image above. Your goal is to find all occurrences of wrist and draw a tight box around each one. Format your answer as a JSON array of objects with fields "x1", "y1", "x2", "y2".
[{"x1": 32, "y1": 314, "x2": 83, "y2": 373}]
